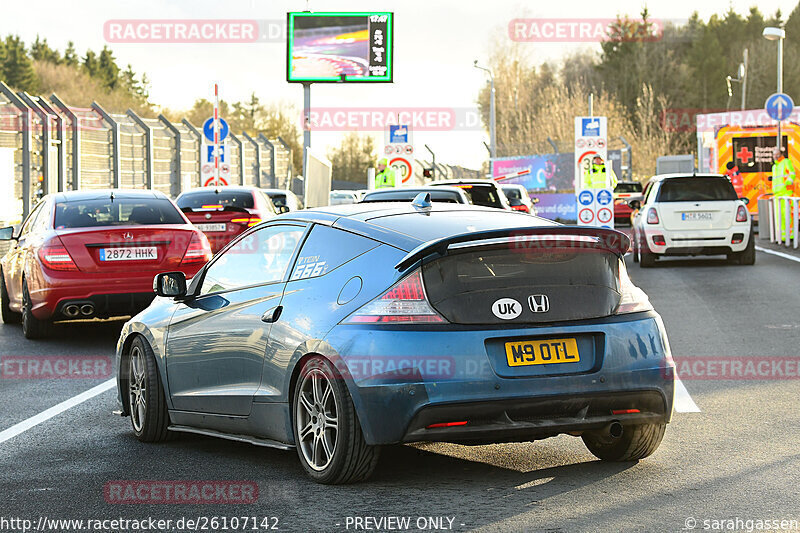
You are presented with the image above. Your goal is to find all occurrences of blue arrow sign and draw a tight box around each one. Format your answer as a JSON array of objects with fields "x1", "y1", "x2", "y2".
[
  {"x1": 203, "y1": 117, "x2": 229, "y2": 142},
  {"x1": 765, "y1": 93, "x2": 794, "y2": 121}
]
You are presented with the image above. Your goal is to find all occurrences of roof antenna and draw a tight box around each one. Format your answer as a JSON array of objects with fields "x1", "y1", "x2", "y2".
[
  {"x1": 412, "y1": 192, "x2": 432, "y2": 210},
  {"x1": 110, "y1": 191, "x2": 115, "y2": 201}
]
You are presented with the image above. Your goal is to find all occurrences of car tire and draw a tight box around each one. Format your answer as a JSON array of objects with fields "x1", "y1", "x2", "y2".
[
  {"x1": 293, "y1": 356, "x2": 380, "y2": 484},
  {"x1": 21, "y1": 279, "x2": 50, "y2": 339},
  {"x1": 0, "y1": 269, "x2": 21, "y2": 324},
  {"x1": 631, "y1": 232, "x2": 639, "y2": 263},
  {"x1": 733, "y1": 232, "x2": 756, "y2": 266},
  {"x1": 128, "y1": 336, "x2": 173, "y2": 442},
  {"x1": 639, "y1": 249, "x2": 656, "y2": 268},
  {"x1": 582, "y1": 422, "x2": 666, "y2": 461}
]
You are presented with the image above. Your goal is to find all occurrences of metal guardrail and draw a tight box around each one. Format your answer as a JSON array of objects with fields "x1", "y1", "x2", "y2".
[
  {"x1": 0, "y1": 81, "x2": 286, "y2": 222},
  {"x1": 769, "y1": 196, "x2": 800, "y2": 249}
]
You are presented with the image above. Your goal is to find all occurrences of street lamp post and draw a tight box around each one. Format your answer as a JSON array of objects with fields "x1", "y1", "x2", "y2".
[
  {"x1": 473, "y1": 60, "x2": 496, "y2": 174},
  {"x1": 763, "y1": 26, "x2": 786, "y2": 152}
]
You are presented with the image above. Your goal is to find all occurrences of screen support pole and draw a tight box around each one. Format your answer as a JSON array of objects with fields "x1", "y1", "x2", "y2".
[{"x1": 303, "y1": 82, "x2": 311, "y2": 183}]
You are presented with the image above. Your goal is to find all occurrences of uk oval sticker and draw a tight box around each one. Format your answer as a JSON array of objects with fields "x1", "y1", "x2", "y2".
[{"x1": 492, "y1": 298, "x2": 521, "y2": 320}]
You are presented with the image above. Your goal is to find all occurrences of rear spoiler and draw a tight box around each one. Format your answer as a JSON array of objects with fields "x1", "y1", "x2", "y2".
[
  {"x1": 395, "y1": 226, "x2": 631, "y2": 271},
  {"x1": 180, "y1": 206, "x2": 249, "y2": 214}
]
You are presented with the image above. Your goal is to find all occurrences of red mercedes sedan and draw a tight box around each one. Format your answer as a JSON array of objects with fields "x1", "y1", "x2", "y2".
[
  {"x1": 0, "y1": 189, "x2": 212, "y2": 339},
  {"x1": 175, "y1": 186, "x2": 279, "y2": 253}
]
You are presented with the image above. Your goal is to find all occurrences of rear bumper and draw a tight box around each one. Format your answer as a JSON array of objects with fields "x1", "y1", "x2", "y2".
[
  {"x1": 30, "y1": 265, "x2": 202, "y2": 320},
  {"x1": 643, "y1": 226, "x2": 751, "y2": 255},
  {"x1": 325, "y1": 311, "x2": 675, "y2": 446}
]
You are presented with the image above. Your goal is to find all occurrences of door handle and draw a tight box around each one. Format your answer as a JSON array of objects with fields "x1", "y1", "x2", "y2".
[{"x1": 261, "y1": 305, "x2": 282, "y2": 323}]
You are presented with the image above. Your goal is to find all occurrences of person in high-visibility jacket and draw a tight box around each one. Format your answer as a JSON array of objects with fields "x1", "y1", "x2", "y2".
[
  {"x1": 771, "y1": 147, "x2": 796, "y2": 240},
  {"x1": 375, "y1": 158, "x2": 396, "y2": 189},
  {"x1": 582, "y1": 155, "x2": 618, "y2": 189}
]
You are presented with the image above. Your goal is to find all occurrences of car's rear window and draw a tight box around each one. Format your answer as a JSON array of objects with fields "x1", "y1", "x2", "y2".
[
  {"x1": 502, "y1": 187, "x2": 522, "y2": 200},
  {"x1": 176, "y1": 191, "x2": 255, "y2": 209},
  {"x1": 54, "y1": 198, "x2": 185, "y2": 228},
  {"x1": 268, "y1": 193, "x2": 287, "y2": 208},
  {"x1": 459, "y1": 185, "x2": 503, "y2": 208},
  {"x1": 614, "y1": 182, "x2": 643, "y2": 193},
  {"x1": 657, "y1": 178, "x2": 737, "y2": 202}
]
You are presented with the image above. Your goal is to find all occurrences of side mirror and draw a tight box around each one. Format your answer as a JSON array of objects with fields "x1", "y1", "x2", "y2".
[
  {"x1": 0, "y1": 226, "x2": 15, "y2": 241},
  {"x1": 153, "y1": 271, "x2": 187, "y2": 298},
  {"x1": 278, "y1": 205, "x2": 290, "y2": 214},
  {"x1": 628, "y1": 199, "x2": 641, "y2": 210},
  {"x1": 739, "y1": 197, "x2": 750, "y2": 205}
]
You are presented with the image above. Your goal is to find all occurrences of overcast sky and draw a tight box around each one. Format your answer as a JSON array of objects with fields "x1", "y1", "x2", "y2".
[{"x1": 3, "y1": 0, "x2": 791, "y2": 169}]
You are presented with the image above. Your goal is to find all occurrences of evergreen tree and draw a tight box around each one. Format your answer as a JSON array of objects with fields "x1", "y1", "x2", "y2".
[
  {"x1": 30, "y1": 35, "x2": 61, "y2": 64},
  {"x1": 83, "y1": 49, "x2": 98, "y2": 77},
  {"x1": 63, "y1": 41, "x2": 78, "y2": 67},
  {"x1": 97, "y1": 46, "x2": 120, "y2": 90},
  {"x1": 2, "y1": 35, "x2": 38, "y2": 92}
]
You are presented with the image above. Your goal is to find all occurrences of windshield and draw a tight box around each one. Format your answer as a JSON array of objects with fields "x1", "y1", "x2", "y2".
[
  {"x1": 458, "y1": 185, "x2": 503, "y2": 208},
  {"x1": 657, "y1": 178, "x2": 737, "y2": 202},
  {"x1": 176, "y1": 191, "x2": 255, "y2": 209},
  {"x1": 614, "y1": 182, "x2": 643, "y2": 193},
  {"x1": 54, "y1": 198, "x2": 185, "y2": 228}
]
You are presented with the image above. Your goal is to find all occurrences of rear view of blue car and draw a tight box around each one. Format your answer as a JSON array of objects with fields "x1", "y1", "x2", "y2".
[{"x1": 115, "y1": 199, "x2": 675, "y2": 484}]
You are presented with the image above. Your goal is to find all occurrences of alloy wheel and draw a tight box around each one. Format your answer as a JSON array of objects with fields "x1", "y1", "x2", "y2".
[{"x1": 296, "y1": 368, "x2": 339, "y2": 471}]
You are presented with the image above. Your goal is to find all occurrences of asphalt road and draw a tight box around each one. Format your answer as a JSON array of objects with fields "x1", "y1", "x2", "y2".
[{"x1": 1, "y1": 250, "x2": 799, "y2": 533}]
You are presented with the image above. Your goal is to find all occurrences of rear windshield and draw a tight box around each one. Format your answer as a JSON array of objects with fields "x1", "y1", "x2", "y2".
[
  {"x1": 502, "y1": 187, "x2": 522, "y2": 200},
  {"x1": 54, "y1": 198, "x2": 185, "y2": 228},
  {"x1": 267, "y1": 193, "x2": 287, "y2": 208},
  {"x1": 614, "y1": 182, "x2": 643, "y2": 193},
  {"x1": 362, "y1": 191, "x2": 462, "y2": 203},
  {"x1": 459, "y1": 185, "x2": 503, "y2": 208},
  {"x1": 176, "y1": 191, "x2": 255, "y2": 209},
  {"x1": 657, "y1": 178, "x2": 737, "y2": 202}
]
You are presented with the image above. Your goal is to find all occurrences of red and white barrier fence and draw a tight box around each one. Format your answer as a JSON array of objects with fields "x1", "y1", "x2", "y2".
[{"x1": 769, "y1": 196, "x2": 800, "y2": 249}]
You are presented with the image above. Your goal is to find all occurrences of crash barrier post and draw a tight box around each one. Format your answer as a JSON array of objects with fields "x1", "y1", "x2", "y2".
[{"x1": 770, "y1": 197, "x2": 800, "y2": 249}]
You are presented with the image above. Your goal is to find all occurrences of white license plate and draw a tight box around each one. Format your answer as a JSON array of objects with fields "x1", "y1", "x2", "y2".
[
  {"x1": 99, "y1": 247, "x2": 157, "y2": 261},
  {"x1": 682, "y1": 212, "x2": 712, "y2": 221},
  {"x1": 196, "y1": 223, "x2": 227, "y2": 232}
]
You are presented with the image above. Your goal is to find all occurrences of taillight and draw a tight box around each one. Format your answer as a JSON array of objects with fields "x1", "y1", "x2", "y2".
[
  {"x1": 231, "y1": 217, "x2": 262, "y2": 227},
  {"x1": 181, "y1": 232, "x2": 212, "y2": 265},
  {"x1": 426, "y1": 421, "x2": 468, "y2": 429},
  {"x1": 646, "y1": 208, "x2": 659, "y2": 224},
  {"x1": 343, "y1": 270, "x2": 446, "y2": 324},
  {"x1": 736, "y1": 205, "x2": 748, "y2": 222},
  {"x1": 510, "y1": 205, "x2": 530, "y2": 213},
  {"x1": 652, "y1": 234, "x2": 666, "y2": 246},
  {"x1": 38, "y1": 239, "x2": 78, "y2": 271},
  {"x1": 616, "y1": 262, "x2": 653, "y2": 314}
]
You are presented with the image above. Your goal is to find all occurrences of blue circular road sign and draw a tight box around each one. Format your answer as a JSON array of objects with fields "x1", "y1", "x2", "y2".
[
  {"x1": 203, "y1": 117, "x2": 230, "y2": 142},
  {"x1": 765, "y1": 93, "x2": 794, "y2": 121},
  {"x1": 578, "y1": 190, "x2": 594, "y2": 206},
  {"x1": 597, "y1": 189, "x2": 613, "y2": 206}
]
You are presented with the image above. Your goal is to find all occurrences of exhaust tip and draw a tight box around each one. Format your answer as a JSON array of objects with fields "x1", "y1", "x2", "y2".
[
  {"x1": 609, "y1": 421, "x2": 624, "y2": 439},
  {"x1": 64, "y1": 304, "x2": 80, "y2": 317},
  {"x1": 80, "y1": 304, "x2": 94, "y2": 316}
]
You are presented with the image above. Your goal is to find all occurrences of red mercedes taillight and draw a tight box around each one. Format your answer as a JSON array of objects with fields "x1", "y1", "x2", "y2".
[
  {"x1": 736, "y1": 205, "x2": 748, "y2": 222},
  {"x1": 646, "y1": 208, "x2": 659, "y2": 224},
  {"x1": 181, "y1": 232, "x2": 212, "y2": 265},
  {"x1": 38, "y1": 239, "x2": 78, "y2": 271},
  {"x1": 344, "y1": 270, "x2": 446, "y2": 324},
  {"x1": 231, "y1": 217, "x2": 262, "y2": 227}
]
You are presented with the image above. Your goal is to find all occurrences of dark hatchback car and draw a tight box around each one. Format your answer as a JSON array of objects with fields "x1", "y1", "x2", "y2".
[
  {"x1": 360, "y1": 186, "x2": 469, "y2": 204},
  {"x1": 429, "y1": 180, "x2": 512, "y2": 210},
  {"x1": 116, "y1": 202, "x2": 675, "y2": 484},
  {"x1": 176, "y1": 186, "x2": 278, "y2": 253}
]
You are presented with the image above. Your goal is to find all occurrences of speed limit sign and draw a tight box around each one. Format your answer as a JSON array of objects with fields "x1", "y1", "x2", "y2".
[{"x1": 390, "y1": 157, "x2": 413, "y2": 184}]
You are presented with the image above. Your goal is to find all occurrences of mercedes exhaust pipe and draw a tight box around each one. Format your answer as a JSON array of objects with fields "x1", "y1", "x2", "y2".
[
  {"x1": 608, "y1": 421, "x2": 624, "y2": 439},
  {"x1": 80, "y1": 304, "x2": 94, "y2": 316},
  {"x1": 64, "y1": 304, "x2": 80, "y2": 318}
]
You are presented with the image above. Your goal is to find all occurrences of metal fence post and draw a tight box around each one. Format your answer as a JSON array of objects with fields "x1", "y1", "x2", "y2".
[
  {"x1": 181, "y1": 119, "x2": 202, "y2": 190},
  {"x1": 229, "y1": 133, "x2": 244, "y2": 186},
  {"x1": 92, "y1": 102, "x2": 120, "y2": 188},
  {"x1": 36, "y1": 97, "x2": 65, "y2": 192},
  {"x1": 242, "y1": 133, "x2": 261, "y2": 187},
  {"x1": 158, "y1": 115, "x2": 181, "y2": 197},
  {"x1": 50, "y1": 93, "x2": 79, "y2": 190},
  {"x1": 19, "y1": 93, "x2": 50, "y2": 196},
  {"x1": 126, "y1": 109, "x2": 153, "y2": 189},
  {"x1": 0, "y1": 82, "x2": 31, "y2": 218},
  {"x1": 259, "y1": 135, "x2": 276, "y2": 188},
  {"x1": 276, "y1": 136, "x2": 292, "y2": 182}
]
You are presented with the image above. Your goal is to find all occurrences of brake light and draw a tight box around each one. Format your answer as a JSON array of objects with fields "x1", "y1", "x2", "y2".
[
  {"x1": 231, "y1": 217, "x2": 262, "y2": 227},
  {"x1": 454, "y1": 184, "x2": 473, "y2": 189},
  {"x1": 344, "y1": 270, "x2": 446, "y2": 324},
  {"x1": 426, "y1": 421, "x2": 468, "y2": 429},
  {"x1": 201, "y1": 204, "x2": 223, "y2": 210},
  {"x1": 38, "y1": 239, "x2": 78, "y2": 271},
  {"x1": 646, "y1": 208, "x2": 659, "y2": 224},
  {"x1": 616, "y1": 262, "x2": 653, "y2": 314},
  {"x1": 181, "y1": 232, "x2": 212, "y2": 265},
  {"x1": 611, "y1": 409, "x2": 640, "y2": 415},
  {"x1": 652, "y1": 235, "x2": 666, "y2": 246},
  {"x1": 510, "y1": 204, "x2": 529, "y2": 213},
  {"x1": 736, "y1": 205, "x2": 748, "y2": 222}
]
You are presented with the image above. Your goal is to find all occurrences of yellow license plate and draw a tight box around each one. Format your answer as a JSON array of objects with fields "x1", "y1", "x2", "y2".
[{"x1": 505, "y1": 338, "x2": 580, "y2": 367}]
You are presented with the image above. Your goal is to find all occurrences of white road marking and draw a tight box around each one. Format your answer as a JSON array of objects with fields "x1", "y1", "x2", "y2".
[
  {"x1": 755, "y1": 246, "x2": 800, "y2": 264},
  {"x1": 673, "y1": 375, "x2": 701, "y2": 413},
  {"x1": 0, "y1": 378, "x2": 116, "y2": 445}
]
